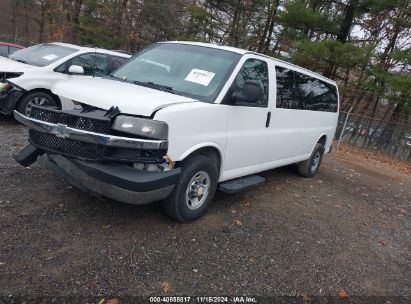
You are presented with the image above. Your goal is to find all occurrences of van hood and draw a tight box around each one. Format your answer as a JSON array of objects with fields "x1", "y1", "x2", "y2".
[
  {"x1": 0, "y1": 56, "x2": 33, "y2": 72},
  {"x1": 52, "y1": 78, "x2": 196, "y2": 116}
]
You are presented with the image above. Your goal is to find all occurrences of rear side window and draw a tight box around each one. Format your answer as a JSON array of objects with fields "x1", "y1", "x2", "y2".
[
  {"x1": 275, "y1": 66, "x2": 338, "y2": 112},
  {"x1": 275, "y1": 67, "x2": 297, "y2": 109}
]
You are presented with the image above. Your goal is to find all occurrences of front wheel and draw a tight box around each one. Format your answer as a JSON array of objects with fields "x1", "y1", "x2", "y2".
[
  {"x1": 16, "y1": 91, "x2": 59, "y2": 116},
  {"x1": 162, "y1": 155, "x2": 218, "y2": 222},
  {"x1": 298, "y1": 143, "x2": 325, "y2": 178}
]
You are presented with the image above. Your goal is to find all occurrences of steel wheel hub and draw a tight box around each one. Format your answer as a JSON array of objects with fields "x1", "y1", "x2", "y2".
[
  {"x1": 311, "y1": 151, "x2": 321, "y2": 172},
  {"x1": 186, "y1": 171, "x2": 210, "y2": 210}
]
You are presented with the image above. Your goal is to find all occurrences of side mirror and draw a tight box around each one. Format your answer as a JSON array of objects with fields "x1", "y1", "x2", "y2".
[
  {"x1": 232, "y1": 80, "x2": 262, "y2": 104},
  {"x1": 68, "y1": 65, "x2": 84, "y2": 75}
]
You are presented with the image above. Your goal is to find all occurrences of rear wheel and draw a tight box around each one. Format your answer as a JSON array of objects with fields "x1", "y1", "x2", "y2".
[
  {"x1": 298, "y1": 143, "x2": 325, "y2": 178},
  {"x1": 162, "y1": 155, "x2": 218, "y2": 222},
  {"x1": 16, "y1": 91, "x2": 59, "y2": 116}
]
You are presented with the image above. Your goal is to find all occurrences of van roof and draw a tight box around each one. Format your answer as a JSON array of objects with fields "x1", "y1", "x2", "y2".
[{"x1": 162, "y1": 41, "x2": 336, "y2": 85}]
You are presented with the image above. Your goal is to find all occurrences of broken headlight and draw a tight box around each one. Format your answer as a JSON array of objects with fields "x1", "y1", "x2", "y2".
[
  {"x1": 0, "y1": 82, "x2": 12, "y2": 93},
  {"x1": 112, "y1": 115, "x2": 168, "y2": 140}
]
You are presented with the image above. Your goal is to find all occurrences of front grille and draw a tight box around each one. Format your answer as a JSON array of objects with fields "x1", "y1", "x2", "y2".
[
  {"x1": 30, "y1": 130, "x2": 104, "y2": 160},
  {"x1": 30, "y1": 106, "x2": 111, "y2": 134},
  {"x1": 28, "y1": 106, "x2": 166, "y2": 163}
]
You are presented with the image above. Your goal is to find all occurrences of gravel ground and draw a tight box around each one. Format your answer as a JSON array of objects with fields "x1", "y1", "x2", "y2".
[{"x1": 0, "y1": 115, "x2": 410, "y2": 302}]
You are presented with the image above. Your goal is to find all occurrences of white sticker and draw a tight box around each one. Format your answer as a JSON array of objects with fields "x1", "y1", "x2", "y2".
[
  {"x1": 185, "y1": 69, "x2": 215, "y2": 86},
  {"x1": 42, "y1": 54, "x2": 59, "y2": 61}
]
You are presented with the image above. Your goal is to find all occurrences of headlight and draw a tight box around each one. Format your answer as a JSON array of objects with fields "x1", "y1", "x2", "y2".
[
  {"x1": 0, "y1": 83, "x2": 12, "y2": 93},
  {"x1": 112, "y1": 115, "x2": 168, "y2": 140}
]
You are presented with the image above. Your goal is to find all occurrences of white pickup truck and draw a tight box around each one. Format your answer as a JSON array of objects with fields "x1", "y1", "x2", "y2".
[{"x1": 13, "y1": 41, "x2": 339, "y2": 222}]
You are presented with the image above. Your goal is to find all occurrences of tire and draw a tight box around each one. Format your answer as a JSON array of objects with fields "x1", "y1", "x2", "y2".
[
  {"x1": 16, "y1": 91, "x2": 59, "y2": 116},
  {"x1": 162, "y1": 155, "x2": 219, "y2": 222},
  {"x1": 298, "y1": 143, "x2": 325, "y2": 178}
]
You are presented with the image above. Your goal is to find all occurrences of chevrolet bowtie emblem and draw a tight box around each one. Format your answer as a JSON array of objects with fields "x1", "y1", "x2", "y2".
[{"x1": 52, "y1": 123, "x2": 69, "y2": 138}]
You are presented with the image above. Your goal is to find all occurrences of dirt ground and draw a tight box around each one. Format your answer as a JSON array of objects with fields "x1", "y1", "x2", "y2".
[{"x1": 0, "y1": 114, "x2": 410, "y2": 302}]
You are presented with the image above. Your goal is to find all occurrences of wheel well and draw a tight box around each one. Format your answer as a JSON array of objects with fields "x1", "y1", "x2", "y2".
[
  {"x1": 18, "y1": 89, "x2": 62, "y2": 108},
  {"x1": 318, "y1": 135, "x2": 327, "y2": 146},
  {"x1": 182, "y1": 147, "x2": 222, "y2": 174}
]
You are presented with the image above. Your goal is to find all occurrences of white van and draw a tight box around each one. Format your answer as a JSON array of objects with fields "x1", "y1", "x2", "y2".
[
  {"x1": 0, "y1": 42, "x2": 131, "y2": 115},
  {"x1": 13, "y1": 41, "x2": 339, "y2": 222}
]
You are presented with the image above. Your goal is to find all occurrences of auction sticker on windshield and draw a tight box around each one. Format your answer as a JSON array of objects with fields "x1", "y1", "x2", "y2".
[
  {"x1": 185, "y1": 69, "x2": 215, "y2": 86},
  {"x1": 43, "y1": 54, "x2": 59, "y2": 61}
]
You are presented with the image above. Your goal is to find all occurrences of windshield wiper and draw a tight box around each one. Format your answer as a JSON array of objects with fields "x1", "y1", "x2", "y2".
[
  {"x1": 106, "y1": 74, "x2": 127, "y2": 82},
  {"x1": 139, "y1": 81, "x2": 175, "y2": 94},
  {"x1": 14, "y1": 59, "x2": 28, "y2": 64}
]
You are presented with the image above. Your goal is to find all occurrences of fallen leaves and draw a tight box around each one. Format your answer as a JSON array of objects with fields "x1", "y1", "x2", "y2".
[
  {"x1": 234, "y1": 219, "x2": 243, "y2": 226},
  {"x1": 336, "y1": 144, "x2": 411, "y2": 175},
  {"x1": 161, "y1": 281, "x2": 172, "y2": 293},
  {"x1": 300, "y1": 292, "x2": 315, "y2": 303},
  {"x1": 337, "y1": 289, "x2": 349, "y2": 299},
  {"x1": 106, "y1": 298, "x2": 120, "y2": 304},
  {"x1": 379, "y1": 240, "x2": 386, "y2": 246}
]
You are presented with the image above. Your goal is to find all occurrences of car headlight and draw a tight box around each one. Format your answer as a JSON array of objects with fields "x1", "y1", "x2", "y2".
[
  {"x1": 0, "y1": 82, "x2": 12, "y2": 93},
  {"x1": 112, "y1": 115, "x2": 168, "y2": 140}
]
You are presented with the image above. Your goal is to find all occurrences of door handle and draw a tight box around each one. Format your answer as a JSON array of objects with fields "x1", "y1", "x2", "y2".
[{"x1": 266, "y1": 111, "x2": 271, "y2": 128}]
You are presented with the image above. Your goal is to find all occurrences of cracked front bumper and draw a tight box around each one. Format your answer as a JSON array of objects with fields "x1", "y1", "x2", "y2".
[
  {"x1": 0, "y1": 87, "x2": 23, "y2": 115},
  {"x1": 41, "y1": 153, "x2": 180, "y2": 205}
]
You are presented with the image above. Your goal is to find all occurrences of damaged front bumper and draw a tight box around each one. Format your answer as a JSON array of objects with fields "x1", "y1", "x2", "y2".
[
  {"x1": 41, "y1": 154, "x2": 179, "y2": 205},
  {"x1": 13, "y1": 109, "x2": 180, "y2": 205},
  {"x1": 0, "y1": 87, "x2": 24, "y2": 115}
]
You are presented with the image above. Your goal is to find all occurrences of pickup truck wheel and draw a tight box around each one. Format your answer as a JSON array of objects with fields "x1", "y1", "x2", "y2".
[
  {"x1": 163, "y1": 155, "x2": 218, "y2": 222},
  {"x1": 16, "y1": 91, "x2": 59, "y2": 116},
  {"x1": 298, "y1": 143, "x2": 325, "y2": 178}
]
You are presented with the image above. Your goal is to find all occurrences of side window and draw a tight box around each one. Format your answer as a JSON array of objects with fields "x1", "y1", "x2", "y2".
[
  {"x1": 305, "y1": 77, "x2": 338, "y2": 112},
  {"x1": 232, "y1": 58, "x2": 269, "y2": 107},
  {"x1": 293, "y1": 71, "x2": 311, "y2": 110},
  {"x1": 0, "y1": 45, "x2": 8, "y2": 57},
  {"x1": 275, "y1": 66, "x2": 296, "y2": 109},
  {"x1": 275, "y1": 67, "x2": 338, "y2": 112},
  {"x1": 56, "y1": 53, "x2": 109, "y2": 76},
  {"x1": 71, "y1": 53, "x2": 108, "y2": 76},
  {"x1": 109, "y1": 56, "x2": 128, "y2": 73}
]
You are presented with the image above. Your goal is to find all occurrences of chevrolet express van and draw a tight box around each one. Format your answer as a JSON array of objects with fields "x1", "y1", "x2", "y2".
[{"x1": 13, "y1": 41, "x2": 339, "y2": 222}]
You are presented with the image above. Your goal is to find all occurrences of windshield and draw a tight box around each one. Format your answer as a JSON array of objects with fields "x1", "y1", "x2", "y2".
[
  {"x1": 112, "y1": 43, "x2": 241, "y2": 102},
  {"x1": 9, "y1": 44, "x2": 78, "y2": 67}
]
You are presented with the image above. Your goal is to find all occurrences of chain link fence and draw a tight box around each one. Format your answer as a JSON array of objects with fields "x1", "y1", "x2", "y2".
[{"x1": 336, "y1": 111, "x2": 411, "y2": 161}]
